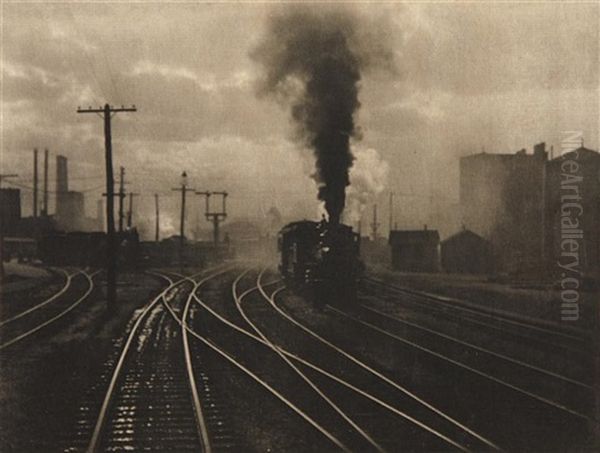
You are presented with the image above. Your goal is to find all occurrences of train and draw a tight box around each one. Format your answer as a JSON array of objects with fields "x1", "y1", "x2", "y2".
[{"x1": 278, "y1": 219, "x2": 363, "y2": 306}]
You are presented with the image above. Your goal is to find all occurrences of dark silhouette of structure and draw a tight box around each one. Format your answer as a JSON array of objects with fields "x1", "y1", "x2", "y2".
[
  {"x1": 441, "y1": 228, "x2": 494, "y2": 274},
  {"x1": 389, "y1": 227, "x2": 440, "y2": 273}
]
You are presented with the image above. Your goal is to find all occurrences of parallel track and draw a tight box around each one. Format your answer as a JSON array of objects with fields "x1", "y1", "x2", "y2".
[
  {"x1": 86, "y1": 270, "x2": 212, "y2": 453},
  {"x1": 178, "y1": 268, "x2": 500, "y2": 451},
  {"x1": 0, "y1": 269, "x2": 98, "y2": 351},
  {"x1": 362, "y1": 278, "x2": 591, "y2": 353}
]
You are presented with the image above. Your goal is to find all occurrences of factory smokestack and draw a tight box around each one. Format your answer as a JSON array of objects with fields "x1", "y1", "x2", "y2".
[{"x1": 252, "y1": 7, "x2": 394, "y2": 224}]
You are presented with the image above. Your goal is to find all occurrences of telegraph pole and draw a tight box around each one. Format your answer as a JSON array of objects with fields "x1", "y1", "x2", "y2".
[
  {"x1": 77, "y1": 104, "x2": 137, "y2": 311},
  {"x1": 127, "y1": 192, "x2": 139, "y2": 229},
  {"x1": 172, "y1": 172, "x2": 193, "y2": 267},
  {"x1": 388, "y1": 191, "x2": 394, "y2": 237},
  {"x1": 154, "y1": 193, "x2": 160, "y2": 242},
  {"x1": 42, "y1": 149, "x2": 49, "y2": 216},
  {"x1": 118, "y1": 166, "x2": 126, "y2": 233},
  {"x1": 0, "y1": 174, "x2": 18, "y2": 281},
  {"x1": 33, "y1": 149, "x2": 38, "y2": 218}
]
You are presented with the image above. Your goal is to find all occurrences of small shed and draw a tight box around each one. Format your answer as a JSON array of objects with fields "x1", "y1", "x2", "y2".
[
  {"x1": 441, "y1": 228, "x2": 494, "y2": 274},
  {"x1": 389, "y1": 228, "x2": 440, "y2": 273}
]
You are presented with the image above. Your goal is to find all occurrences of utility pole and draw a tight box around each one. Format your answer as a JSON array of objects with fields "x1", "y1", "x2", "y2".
[
  {"x1": 42, "y1": 149, "x2": 49, "y2": 216},
  {"x1": 126, "y1": 192, "x2": 139, "y2": 229},
  {"x1": 197, "y1": 190, "x2": 228, "y2": 244},
  {"x1": 388, "y1": 191, "x2": 394, "y2": 237},
  {"x1": 77, "y1": 104, "x2": 137, "y2": 311},
  {"x1": 154, "y1": 193, "x2": 160, "y2": 242},
  {"x1": 33, "y1": 148, "x2": 38, "y2": 218},
  {"x1": 118, "y1": 166, "x2": 126, "y2": 233},
  {"x1": 0, "y1": 174, "x2": 18, "y2": 282},
  {"x1": 172, "y1": 172, "x2": 193, "y2": 267},
  {"x1": 371, "y1": 204, "x2": 380, "y2": 241}
]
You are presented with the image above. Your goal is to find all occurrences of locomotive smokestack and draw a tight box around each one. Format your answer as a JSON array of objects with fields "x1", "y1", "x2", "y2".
[{"x1": 252, "y1": 7, "x2": 394, "y2": 225}]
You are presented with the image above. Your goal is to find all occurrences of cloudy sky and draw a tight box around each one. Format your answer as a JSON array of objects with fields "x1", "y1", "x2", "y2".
[{"x1": 1, "y1": 1, "x2": 598, "y2": 238}]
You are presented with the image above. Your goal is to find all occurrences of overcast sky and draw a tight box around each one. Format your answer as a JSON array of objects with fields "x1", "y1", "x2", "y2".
[{"x1": 1, "y1": 1, "x2": 598, "y2": 238}]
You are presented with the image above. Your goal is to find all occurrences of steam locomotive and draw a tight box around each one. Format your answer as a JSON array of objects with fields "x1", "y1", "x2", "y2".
[{"x1": 278, "y1": 219, "x2": 363, "y2": 306}]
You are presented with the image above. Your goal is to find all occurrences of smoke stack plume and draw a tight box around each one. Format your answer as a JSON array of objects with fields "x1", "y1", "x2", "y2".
[{"x1": 252, "y1": 7, "x2": 394, "y2": 224}]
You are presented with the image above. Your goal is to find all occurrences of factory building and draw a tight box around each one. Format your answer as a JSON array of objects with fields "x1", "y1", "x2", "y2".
[
  {"x1": 0, "y1": 188, "x2": 21, "y2": 236},
  {"x1": 389, "y1": 228, "x2": 440, "y2": 273},
  {"x1": 460, "y1": 143, "x2": 547, "y2": 273}
]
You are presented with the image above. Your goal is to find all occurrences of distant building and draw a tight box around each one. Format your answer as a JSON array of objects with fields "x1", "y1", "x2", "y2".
[
  {"x1": 389, "y1": 227, "x2": 440, "y2": 273},
  {"x1": 54, "y1": 155, "x2": 87, "y2": 231},
  {"x1": 544, "y1": 146, "x2": 600, "y2": 275},
  {"x1": 0, "y1": 188, "x2": 21, "y2": 236},
  {"x1": 460, "y1": 143, "x2": 547, "y2": 271},
  {"x1": 441, "y1": 228, "x2": 494, "y2": 274},
  {"x1": 56, "y1": 190, "x2": 85, "y2": 230}
]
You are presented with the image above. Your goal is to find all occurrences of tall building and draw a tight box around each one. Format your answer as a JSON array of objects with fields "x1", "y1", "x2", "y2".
[
  {"x1": 544, "y1": 146, "x2": 600, "y2": 275},
  {"x1": 460, "y1": 143, "x2": 548, "y2": 271},
  {"x1": 0, "y1": 188, "x2": 21, "y2": 236}
]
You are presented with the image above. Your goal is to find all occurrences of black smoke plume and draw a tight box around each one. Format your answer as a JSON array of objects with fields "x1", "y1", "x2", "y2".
[{"x1": 252, "y1": 8, "x2": 394, "y2": 224}]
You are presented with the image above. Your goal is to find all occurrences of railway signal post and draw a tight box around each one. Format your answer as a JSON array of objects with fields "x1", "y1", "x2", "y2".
[
  {"x1": 77, "y1": 104, "x2": 137, "y2": 311},
  {"x1": 196, "y1": 191, "x2": 228, "y2": 244}
]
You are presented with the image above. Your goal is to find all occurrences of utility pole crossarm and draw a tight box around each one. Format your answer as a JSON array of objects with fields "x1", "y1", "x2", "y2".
[{"x1": 77, "y1": 105, "x2": 137, "y2": 113}]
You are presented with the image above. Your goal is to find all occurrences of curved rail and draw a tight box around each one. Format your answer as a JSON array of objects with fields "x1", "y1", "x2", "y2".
[
  {"x1": 181, "y1": 267, "x2": 235, "y2": 453},
  {"x1": 235, "y1": 269, "x2": 384, "y2": 452},
  {"x1": 86, "y1": 271, "x2": 191, "y2": 452},
  {"x1": 262, "y1": 284, "x2": 502, "y2": 451},
  {"x1": 167, "y1": 269, "x2": 351, "y2": 452},
  {"x1": 181, "y1": 269, "x2": 483, "y2": 451},
  {"x1": 0, "y1": 269, "x2": 99, "y2": 351},
  {"x1": 0, "y1": 268, "x2": 74, "y2": 327}
]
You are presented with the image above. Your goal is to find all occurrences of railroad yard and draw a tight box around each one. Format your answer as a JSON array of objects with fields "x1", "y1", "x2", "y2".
[{"x1": 0, "y1": 263, "x2": 596, "y2": 452}]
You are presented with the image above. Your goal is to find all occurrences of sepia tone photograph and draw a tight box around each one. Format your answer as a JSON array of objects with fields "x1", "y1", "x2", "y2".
[{"x1": 0, "y1": 0, "x2": 598, "y2": 451}]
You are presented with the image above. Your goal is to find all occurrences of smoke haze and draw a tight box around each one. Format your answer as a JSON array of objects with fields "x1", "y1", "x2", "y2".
[{"x1": 252, "y1": 7, "x2": 394, "y2": 224}]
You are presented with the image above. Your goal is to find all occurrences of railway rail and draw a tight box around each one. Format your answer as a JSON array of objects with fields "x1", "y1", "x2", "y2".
[
  {"x1": 0, "y1": 269, "x2": 98, "y2": 351},
  {"x1": 171, "y1": 267, "x2": 501, "y2": 452},
  {"x1": 86, "y1": 270, "x2": 213, "y2": 452},
  {"x1": 362, "y1": 278, "x2": 591, "y2": 353},
  {"x1": 0, "y1": 268, "x2": 72, "y2": 326}
]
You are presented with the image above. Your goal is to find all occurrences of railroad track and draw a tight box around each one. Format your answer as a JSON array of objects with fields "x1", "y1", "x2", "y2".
[
  {"x1": 0, "y1": 268, "x2": 98, "y2": 351},
  {"x1": 362, "y1": 277, "x2": 591, "y2": 355},
  {"x1": 166, "y1": 268, "x2": 350, "y2": 452},
  {"x1": 176, "y1": 268, "x2": 500, "y2": 452},
  {"x1": 85, "y1": 270, "x2": 214, "y2": 452},
  {"x1": 0, "y1": 267, "x2": 71, "y2": 324},
  {"x1": 292, "y1": 291, "x2": 596, "y2": 450}
]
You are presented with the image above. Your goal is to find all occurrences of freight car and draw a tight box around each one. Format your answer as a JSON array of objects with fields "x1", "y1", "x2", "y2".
[
  {"x1": 278, "y1": 219, "x2": 363, "y2": 306},
  {"x1": 38, "y1": 230, "x2": 139, "y2": 267}
]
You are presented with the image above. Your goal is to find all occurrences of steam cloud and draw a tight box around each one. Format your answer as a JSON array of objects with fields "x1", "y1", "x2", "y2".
[
  {"x1": 252, "y1": 7, "x2": 394, "y2": 224},
  {"x1": 345, "y1": 147, "x2": 389, "y2": 226}
]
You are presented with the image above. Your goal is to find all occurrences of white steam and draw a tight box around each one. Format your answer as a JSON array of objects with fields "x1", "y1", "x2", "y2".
[{"x1": 344, "y1": 147, "x2": 389, "y2": 226}]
